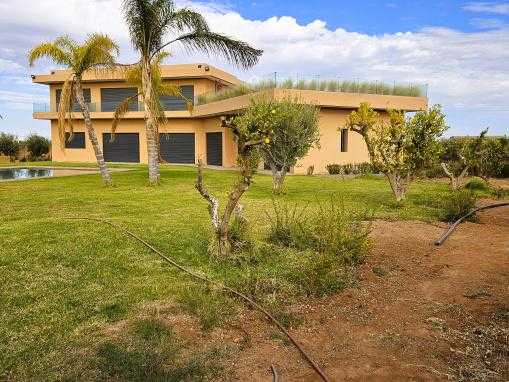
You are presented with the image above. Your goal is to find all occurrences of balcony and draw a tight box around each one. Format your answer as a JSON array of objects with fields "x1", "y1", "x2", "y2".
[
  {"x1": 196, "y1": 74, "x2": 428, "y2": 106},
  {"x1": 33, "y1": 102, "x2": 145, "y2": 113}
]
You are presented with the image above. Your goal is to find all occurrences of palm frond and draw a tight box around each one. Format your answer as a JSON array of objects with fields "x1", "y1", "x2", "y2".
[
  {"x1": 167, "y1": 8, "x2": 209, "y2": 33},
  {"x1": 165, "y1": 31, "x2": 263, "y2": 69},
  {"x1": 28, "y1": 43, "x2": 71, "y2": 67},
  {"x1": 111, "y1": 94, "x2": 140, "y2": 139},
  {"x1": 54, "y1": 35, "x2": 78, "y2": 55},
  {"x1": 57, "y1": 78, "x2": 75, "y2": 149}
]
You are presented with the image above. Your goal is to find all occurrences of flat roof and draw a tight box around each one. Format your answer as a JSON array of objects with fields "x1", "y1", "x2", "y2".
[
  {"x1": 31, "y1": 63, "x2": 242, "y2": 86},
  {"x1": 193, "y1": 88, "x2": 428, "y2": 117}
]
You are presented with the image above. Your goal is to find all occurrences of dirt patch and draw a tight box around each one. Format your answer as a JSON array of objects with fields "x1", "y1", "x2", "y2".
[
  {"x1": 114, "y1": 206, "x2": 508, "y2": 381},
  {"x1": 212, "y1": 206, "x2": 509, "y2": 381}
]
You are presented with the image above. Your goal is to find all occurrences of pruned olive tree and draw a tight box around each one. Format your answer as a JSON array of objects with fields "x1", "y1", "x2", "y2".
[
  {"x1": 195, "y1": 98, "x2": 274, "y2": 258},
  {"x1": 440, "y1": 129, "x2": 488, "y2": 189},
  {"x1": 261, "y1": 98, "x2": 320, "y2": 194},
  {"x1": 471, "y1": 135, "x2": 506, "y2": 186},
  {"x1": 346, "y1": 102, "x2": 448, "y2": 202}
]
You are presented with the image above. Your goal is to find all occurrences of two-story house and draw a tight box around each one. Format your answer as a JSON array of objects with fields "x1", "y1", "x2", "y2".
[{"x1": 32, "y1": 63, "x2": 427, "y2": 174}]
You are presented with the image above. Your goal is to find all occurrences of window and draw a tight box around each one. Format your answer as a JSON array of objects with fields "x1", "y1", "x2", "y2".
[
  {"x1": 160, "y1": 85, "x2": 194, "y2": 111},
  {"x1": 340, "y1": 128, "x2": 349, "y2": 152},
  {"x1": 56, "y1": 89, "x2": 90, "y2": 112},
  {"x1": 101, "y1": 88, "x2": 138, "y2": 112},
  {"x1": 65, "y1": 132, "x2": 86, "y2": 149}
]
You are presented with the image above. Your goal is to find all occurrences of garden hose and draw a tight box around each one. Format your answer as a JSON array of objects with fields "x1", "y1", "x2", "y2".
[
  {"x1": 434, "y1": 202, "x2": 509, "y2": 246},
  {"x1": 64, "y1": 216, "x2": 331, "y2": 382}
]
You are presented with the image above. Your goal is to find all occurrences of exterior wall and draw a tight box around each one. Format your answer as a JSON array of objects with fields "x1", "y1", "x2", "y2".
[
  {"x1": 294, "y1": 108, "x2": 378, "y2": 174},
  {"x1": 50, "y1": 116, "x2": 237, "y2": 167},
  {"x1": 49, "y1": 78, "x2": 220, "y2": 112}
]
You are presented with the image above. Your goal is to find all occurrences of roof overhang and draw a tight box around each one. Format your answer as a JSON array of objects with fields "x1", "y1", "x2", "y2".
[
  {"x1": 192, "y1": 88, "x2": 428, "y2": 118},
  {"x1": 31, "y1": 63, "x2": 242, "y2": 86}
]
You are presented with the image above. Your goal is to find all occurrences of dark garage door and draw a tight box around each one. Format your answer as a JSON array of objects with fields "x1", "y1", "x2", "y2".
[
  {"x1": 206, "y1": 132, "x2": 222, "y2": 166},
  {"x1": 159, "y1": 133, "x2": 195, "y2": 164},
  {"x1": 103, "y1": 133, "x2": 140, "y2": 163}
]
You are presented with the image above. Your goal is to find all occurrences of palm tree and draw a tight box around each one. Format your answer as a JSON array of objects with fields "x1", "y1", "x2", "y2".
[
  {"x1": 28, "y1": 35, "x2": 119, "y2": 186},
  {"x1": 122, "y1": 0, "x2": 263, "y2": 185}
]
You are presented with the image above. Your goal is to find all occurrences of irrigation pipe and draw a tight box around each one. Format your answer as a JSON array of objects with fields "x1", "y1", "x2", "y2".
[
  {"x1": 434, "y1": 202, "x2": 509, "y2": 246},
  {"x1": 63, "y1": 217, "x2": 331, "y2": 382}
]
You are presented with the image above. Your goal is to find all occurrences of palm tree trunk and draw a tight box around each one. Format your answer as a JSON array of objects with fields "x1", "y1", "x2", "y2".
[
  {"x1": 141, "y1": 58, "x2": 160, "y2": 185},
  {"x1": 74, "y1": 77, "x2": 112, "y2": 186}
]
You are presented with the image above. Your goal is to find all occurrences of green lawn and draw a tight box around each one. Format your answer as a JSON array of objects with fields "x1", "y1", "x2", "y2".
[{"x1": 0, "y1": 164, "x2": 456, "y2": 380}]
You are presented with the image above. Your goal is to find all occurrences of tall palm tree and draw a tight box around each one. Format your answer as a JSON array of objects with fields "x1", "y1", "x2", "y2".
[
  {"x1": 122, "y1": 0, "x2": 263, "y2": 185},
  {"x1": 28, "y1": 35, "x2": 119, "y2": 186}
]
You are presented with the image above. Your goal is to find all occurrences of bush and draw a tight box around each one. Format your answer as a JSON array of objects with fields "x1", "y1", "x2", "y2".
[
  {"x1": 464, "y1": 178, "x2": 489, "y2": 191},
  {"x1": 326, "y1": 164, "x2": 342, "y2": 175},
  {"x1": 267, "y1": 198, "x2": 372, "y2": 265},
  {"x1": 0, "y1": 133, "x2": 20, "y2": 160},
  {"x1": 441, "y1": 189, "x2": 477, "y2": 222},
  {"x1": 25, "y1": 134, "x2": 50, "y2": 160},
  {"x1": 326, "y1": 162, "x2": 373, "y2": 176}
]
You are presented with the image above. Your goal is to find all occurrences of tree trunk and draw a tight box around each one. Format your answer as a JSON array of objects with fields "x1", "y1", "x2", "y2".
[
  {"x1": 74, "y1": 77, "x2": 112, "y2": 186},
  {"x1": 141, "y1": 58, "x2": 160, "y2": 185},
  {"x1": 386, "y1": 172, "x2": 408, "y2": 202},
  {"x1": 195, "y1": 158, "x2": 254, "y2": 258},
  {"x1": 271, "y1": 165, "x2": 287, "y2": 194},
  {"x1": 441, "y1": 162, "x2": 468, "y2": 190}
]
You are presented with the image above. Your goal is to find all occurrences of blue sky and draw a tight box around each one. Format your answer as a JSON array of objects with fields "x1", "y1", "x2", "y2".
[
  {"x1": 0, "y1": 0, "x2": 508, "y2": 138},
  {"x1": 223, "y1": 0, "x2": 489, "y2": 33}
]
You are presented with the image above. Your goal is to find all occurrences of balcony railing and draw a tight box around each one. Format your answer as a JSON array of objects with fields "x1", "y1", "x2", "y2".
[
  {"x1": 33, "y1": 102, "x2": 145, "y2": 113},
  {"x1": 33, "y1": 101, "x2": 193, "y2": 113}
]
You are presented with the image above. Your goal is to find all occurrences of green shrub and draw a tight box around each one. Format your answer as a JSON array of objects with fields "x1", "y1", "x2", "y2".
[
  {"x1": 24, "y1": 134, "x2": 50, "y2": 160},
  {"x1": 441, "y1": 189, "x2": 477, "y2": 222},
  {"x1": 267, "y1": 198, "x2": 372, "y2": 265},
  {"x1": 0, "y1": 133, "x2": 20, "y2": 160},
  {"x1": 326, "y1": 164, "x2": 342, "y2": 175},
  {"x1": 326, "y1": 162, "x2": 374, "y2": 176},
  {"x1": 228, "y1": 215, "x2": 252, "y2": 253},
  {"x1": 265, "y1": 198, "x2": 372, "y2": 296},
  {"x1": 464, "y1": 178, "x2": 489, "y2": 191}
]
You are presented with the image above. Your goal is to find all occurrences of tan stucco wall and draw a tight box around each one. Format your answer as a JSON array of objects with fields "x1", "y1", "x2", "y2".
[
  {"x1": 293, "y1": 108, "x2": 382, "y2": 174},
  {"x1": 51, "y1": 117, "x2": 237, "y2": 167}
]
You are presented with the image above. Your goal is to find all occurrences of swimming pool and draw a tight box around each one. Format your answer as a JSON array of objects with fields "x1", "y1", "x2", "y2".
[
  {"x1": 0, "y1": 167, "x2": 54, "y2": 180},
  {"x1": 0, "y1": 167, "x2": 99, "y2": 181}
]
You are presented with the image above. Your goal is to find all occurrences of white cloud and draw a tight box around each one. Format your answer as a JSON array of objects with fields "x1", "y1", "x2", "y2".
[
  {"x1": 463, "y1": 2, "x2": 509, "y2": 15},
  {"x1": 0, "y1": 0, "x2": 508, "y2": 136}
]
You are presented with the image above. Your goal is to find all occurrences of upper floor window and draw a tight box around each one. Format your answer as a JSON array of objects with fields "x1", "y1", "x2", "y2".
[
  {"x1": 160, "y1": 85, "x2": 194, "y2": 111},
  {"x1": 340, "y1": 128, "x2": 349, "y2": 152},
  {"x1": 56, "y1": 88, "x2": 90, "y2": 112},
  {"x1": 101, "y1": 88, "x2": 138, "y2": 112}
]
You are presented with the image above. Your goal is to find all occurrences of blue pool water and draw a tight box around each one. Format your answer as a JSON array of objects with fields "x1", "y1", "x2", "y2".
[{"x1": 0, "y1": 168, "x2": 54, "y2": 180}]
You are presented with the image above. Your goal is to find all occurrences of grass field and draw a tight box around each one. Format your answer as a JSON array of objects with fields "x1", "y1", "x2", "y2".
[{"x1": 0, "y1": 164, "x2": 472, "y2": 380}]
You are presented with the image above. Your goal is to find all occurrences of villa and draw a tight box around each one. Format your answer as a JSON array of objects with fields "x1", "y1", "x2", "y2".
[{"x1": 32, "y1": 64, "x2": 427, "y2": 174}]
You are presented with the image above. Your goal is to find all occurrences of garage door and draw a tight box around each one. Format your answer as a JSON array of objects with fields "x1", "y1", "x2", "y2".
[
  {"x1": 103, "y1": 133, "x2": 140, "y2": 163},
  {"x1": 159, "y1": 133, "x2": 195, "y2": 164},
  {"x1": 206, "y1": 132, "x2": 222, "y2": 166}
]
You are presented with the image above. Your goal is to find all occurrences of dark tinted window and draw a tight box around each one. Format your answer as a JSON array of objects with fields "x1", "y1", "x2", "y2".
[
  {"x1": 101, "y1": 88, "x2": 138, "y2": 112},
  {"x1": 65, "y1": 132, "x2": 86, "y2": 149},
  {"x1": 340, "y1": 129, "x2": 349, "y2": 152},
  {"x1": 56, "y1": 89, "x2": 91, "y2": 112},
  {"x1": 160, "y1": 85, "x2": 194, "y2": 111}
]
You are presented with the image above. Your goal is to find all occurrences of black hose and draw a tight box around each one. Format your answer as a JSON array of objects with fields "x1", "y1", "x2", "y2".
[
  {"x1": 434, "y1": 202, "x2": 509, "y2": 246},
  {"x1": 63, "y1": 217, "x2": 330, "y2": 382}
]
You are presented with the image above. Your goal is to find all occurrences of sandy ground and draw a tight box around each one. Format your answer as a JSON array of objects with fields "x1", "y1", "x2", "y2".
[{"x1": 213, "y1": 206, "x2": 509, "y2": 381}]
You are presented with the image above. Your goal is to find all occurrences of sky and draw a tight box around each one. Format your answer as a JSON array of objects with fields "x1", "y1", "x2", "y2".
[{"x1": 0, "y1": 0, "x2": 508, "y2": 138}]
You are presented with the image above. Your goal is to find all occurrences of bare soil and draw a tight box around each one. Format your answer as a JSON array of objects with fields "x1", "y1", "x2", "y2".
[{"x1": 215, "y1": 205, "x2": 509, "y2": 381}]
